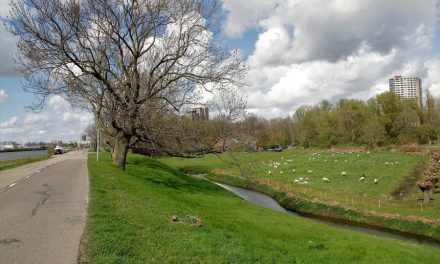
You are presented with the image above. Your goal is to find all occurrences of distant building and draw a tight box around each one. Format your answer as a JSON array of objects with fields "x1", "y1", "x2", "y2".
[
  {"x1": 185, "y1": 107, "x2": 209, "y2": 120},
  {"x1": 389, "y1": 76, "x2": 422, "y2": 107},
  {"x1": 0, "y1": 143, "x2": 14, "y2": 151}
]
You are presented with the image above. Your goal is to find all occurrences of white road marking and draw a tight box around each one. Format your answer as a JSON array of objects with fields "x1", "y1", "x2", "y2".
[{"x1": 8, "y1": 183, "x2": 17, "y2": 188}]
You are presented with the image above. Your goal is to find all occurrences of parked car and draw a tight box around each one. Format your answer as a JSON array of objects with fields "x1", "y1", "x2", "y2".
[{"x1": 54, "y1": 146, "x2": 64, "y2": 155}]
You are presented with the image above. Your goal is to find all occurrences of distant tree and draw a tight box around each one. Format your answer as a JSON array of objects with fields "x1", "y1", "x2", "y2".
[{"x1": 84, "y1": 123, "x2": 97, "y2": 151}]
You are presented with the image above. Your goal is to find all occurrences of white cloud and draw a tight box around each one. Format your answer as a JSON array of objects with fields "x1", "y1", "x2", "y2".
[
  {"x1": 222, "y1": 0, "x2": 440, "y2": 118},
  {"x1": 0, "y1": 88, "x2": 7, "y2": 102},
  {"x1": 0, "y1": 95, "x2": 92, "y2": 142},
  {"x1": 0, "y1": 0, "x2": 18, "y2": 76}
]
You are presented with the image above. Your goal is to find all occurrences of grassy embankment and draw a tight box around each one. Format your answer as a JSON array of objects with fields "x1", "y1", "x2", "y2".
[
  {"x1": 0, "y1": 156, "x2": 50, "y2": 172},
  {"x1": 81, "y1": 152, "x2": 440, "y2": 263},
  {"x1": 162, "y1": 149, "x2": 440, "y2": 239}
]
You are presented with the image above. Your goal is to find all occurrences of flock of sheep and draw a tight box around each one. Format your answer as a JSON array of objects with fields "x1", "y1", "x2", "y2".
[{"x1": 265, "y1": 150, "x2": 384, "y2": 186}]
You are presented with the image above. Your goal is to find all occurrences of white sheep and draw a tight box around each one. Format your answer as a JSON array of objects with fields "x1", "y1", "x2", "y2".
[
  {"x1": 280, "y1": 171, "x2": 283, "y2": 175},
  {"x1": 385, "y1": 161, "x2": 390, "y2": 165},
  {"x1": 305, "y1": 177, "x2": 309, "y2": 181},
  {"x1": 269, "y1": 171, "x2": 272, "y2": 176},
  {"x1": 292, "y1": 169, "x2": 296, "y2": 173},
  {"x1": 303, "y1": 181, "x2": 309, "y2": 185},
  {"x1": 374, "y1": 178, "x2": 378, "y2": 184},
  {"x1": 299, "y1": 177, "x2": 304, "y2": 181},
  {"x1": 322, "y1": 177, "x2": 330, "y2": 183},
  {"x1": 359, "y1": 176, "x2": 365, "y2": 182},
  {"x1": 308, "y1": 170, "x2": 313, "y2": 173},
  {"x1": 294, "y1": 179, "x2": 300, "y2": 184},
  {"x1": 341, "y1": 171, "x2": 347, "y2": 176}
]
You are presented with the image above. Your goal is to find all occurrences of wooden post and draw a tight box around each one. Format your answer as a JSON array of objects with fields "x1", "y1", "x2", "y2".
[{"x1": 379, "y1": 199, "x2": 381, "y2": 209}]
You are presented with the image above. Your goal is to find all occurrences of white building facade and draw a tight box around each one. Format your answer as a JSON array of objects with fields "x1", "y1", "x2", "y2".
[{"x1": 389, "y1": 76, "x2": 422, "y2": 107}]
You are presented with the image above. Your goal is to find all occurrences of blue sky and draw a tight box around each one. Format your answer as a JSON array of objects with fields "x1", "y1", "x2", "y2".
[{"x1": 1, "y1": 0, "x2": 440, "y2": 143}]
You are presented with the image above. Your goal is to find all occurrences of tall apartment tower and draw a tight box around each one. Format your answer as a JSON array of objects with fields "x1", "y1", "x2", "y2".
[
  {"x1": 389, "y1": 76, "x2": 422, "y2": 107},
  {"x1": 185, "y1": 107, "x2": 209, "y2": 120}
]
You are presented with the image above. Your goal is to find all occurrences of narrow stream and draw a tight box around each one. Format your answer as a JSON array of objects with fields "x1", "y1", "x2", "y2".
[{"x1": 192, "y1": 175, "x2": 440, "y2": 248}]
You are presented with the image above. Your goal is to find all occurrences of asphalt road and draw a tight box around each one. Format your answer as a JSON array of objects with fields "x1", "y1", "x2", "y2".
[{"x1": 0, "y1": 150, "x2": 89, "y2": 264}]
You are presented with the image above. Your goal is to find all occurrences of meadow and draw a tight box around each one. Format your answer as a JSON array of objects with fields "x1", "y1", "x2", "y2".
[
  {"x1": 162, "y1": 149, "x2": 440, "y2": 234},
  {"x1": 81, "y1": 152, "x2": 440, "y2": 263}
]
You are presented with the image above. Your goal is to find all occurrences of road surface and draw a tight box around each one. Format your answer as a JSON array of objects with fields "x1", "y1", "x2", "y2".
[{"x1": 0, "y1": 150, "x2": 89, "y2": 264}]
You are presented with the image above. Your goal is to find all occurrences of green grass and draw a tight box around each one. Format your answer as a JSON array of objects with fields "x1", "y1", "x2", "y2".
[
  {"x1": 0, "y1": 155, "x2": 50, "y2": 172},
  {"x1": 82, "y1": 152, "x2": 440, "y2": 263},
  {"x1": 162, "y1": 149, "x2": 440, "y2": 220}
]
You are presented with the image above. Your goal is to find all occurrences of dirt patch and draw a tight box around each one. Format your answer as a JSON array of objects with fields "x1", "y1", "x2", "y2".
[{"x1": 390, "y1": 159, "x2": 427, "y2": 200}]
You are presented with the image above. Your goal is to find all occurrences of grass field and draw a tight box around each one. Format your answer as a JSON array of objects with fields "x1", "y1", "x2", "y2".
[
  {"x1": 0, "y1": 156, "x2": 50, "y2": 172},
  {"x1": 161, "y1": 149, "x2": 440, "y2": 222},
  {"x1": 82, "y1": 152, "x2": 440, "y2": 263}
]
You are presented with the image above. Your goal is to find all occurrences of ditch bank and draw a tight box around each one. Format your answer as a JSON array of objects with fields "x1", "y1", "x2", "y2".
[{"x1": 205, "y1": 173, "x2": 440, "y2": 245}]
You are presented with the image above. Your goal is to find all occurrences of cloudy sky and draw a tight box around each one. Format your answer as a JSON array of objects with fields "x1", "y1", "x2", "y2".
[{"x1": 1, "y1": 0, "x2": 440, "y2": 143}]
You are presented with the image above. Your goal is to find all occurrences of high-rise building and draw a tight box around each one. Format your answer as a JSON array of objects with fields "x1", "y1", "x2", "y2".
[
  {"x1": 389, "y1": 76, "x2": 422, "y2": 107},
  {"x1": 185, "y1": 107, "x2": 209, "y2": 120}
]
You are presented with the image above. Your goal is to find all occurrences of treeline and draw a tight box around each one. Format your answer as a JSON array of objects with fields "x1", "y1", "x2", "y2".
[{"x1": 239, "y1": 91, "x2": 440, "y2": 148}]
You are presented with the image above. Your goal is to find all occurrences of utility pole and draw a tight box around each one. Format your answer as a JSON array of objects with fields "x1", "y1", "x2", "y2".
[{"x1": 96, "y1": 129, "x2": 100, "y2": 162}]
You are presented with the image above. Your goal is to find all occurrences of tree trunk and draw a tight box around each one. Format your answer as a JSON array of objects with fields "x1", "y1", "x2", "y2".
[
  {"x1": 429, "y1": 188, "x2": 435, "y2": 199},
  {"x1": 112, "y1": 134, "x2": 130, "y2": 170},
  {"x1": 423, "y1": 190, "x2": 430, "y2": 203}
]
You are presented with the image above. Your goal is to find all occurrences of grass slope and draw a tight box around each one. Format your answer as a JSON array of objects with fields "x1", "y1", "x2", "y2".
[
  {"x1": 162, "y1": 150, "x2": 440, "y2": 219},
  {"x1": 82, "y1": 153, "x2": 440, "y2": 263},
  {"x1": 0, "y1": 156, "x2": 50, "y2": 172}
]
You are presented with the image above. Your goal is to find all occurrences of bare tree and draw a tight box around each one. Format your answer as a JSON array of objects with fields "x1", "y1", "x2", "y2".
[
  {"x1": 84, "y1": 123, "x2": 97, "y2": 151},
  {"x1": 8, "y1": 0, "x2": 246, "y2": 170}
]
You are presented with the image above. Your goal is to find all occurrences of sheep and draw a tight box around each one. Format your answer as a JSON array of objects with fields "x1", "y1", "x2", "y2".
[
  {"x1": 374, "y1": 178, "x2": 378, "y2": 184},
  {"x1": 269, "y1": 171, "x2": 272, "y2": 176},
  {"x1": 322, "y1": 177, "x2": 330, "y2": 183},
  {"x1": 299, "y1": 177, "x2": 304, "y2": 181},
  {"x1": 280, "y1": 171, "x2": 284, "y2": 175},
  {"x1": 385, "y1": 161, "x2": 390, "y2": 165},
  {"x1": 292, "y1": 169, "x2": 296, "y2": 173},
  {"x1": 341, "y1": 171, "x2": 347, "y2": 176},
  {"x1": 305, "y1": 177, "x2": 309, "y2": 181},
  {"x1": 359, "y1": 176, "x2": 365, "y2": 182},
  {"x1": 344, "y1": 159, "x2": 347, "y2": 163},
  {"x1": 287, "y1": 159, "x2": 294, "y2": 163},
  {"x1": 367, "y1": 151, "x2": 371, "y2": 154},
  {"x1": 308, "y1": 170, "x2": 313, "y2": 173},
  {"x1": 294, "y1": 179, "x2": 300, "y2": 184},
  {"x1": 303, "y1": 181, "x2": 309, "y2": 185}
]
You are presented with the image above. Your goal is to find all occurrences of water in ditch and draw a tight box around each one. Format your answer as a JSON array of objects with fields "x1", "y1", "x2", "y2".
[{"x1": 191, "y1": 174, "x2": 440, "y2": 248}]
